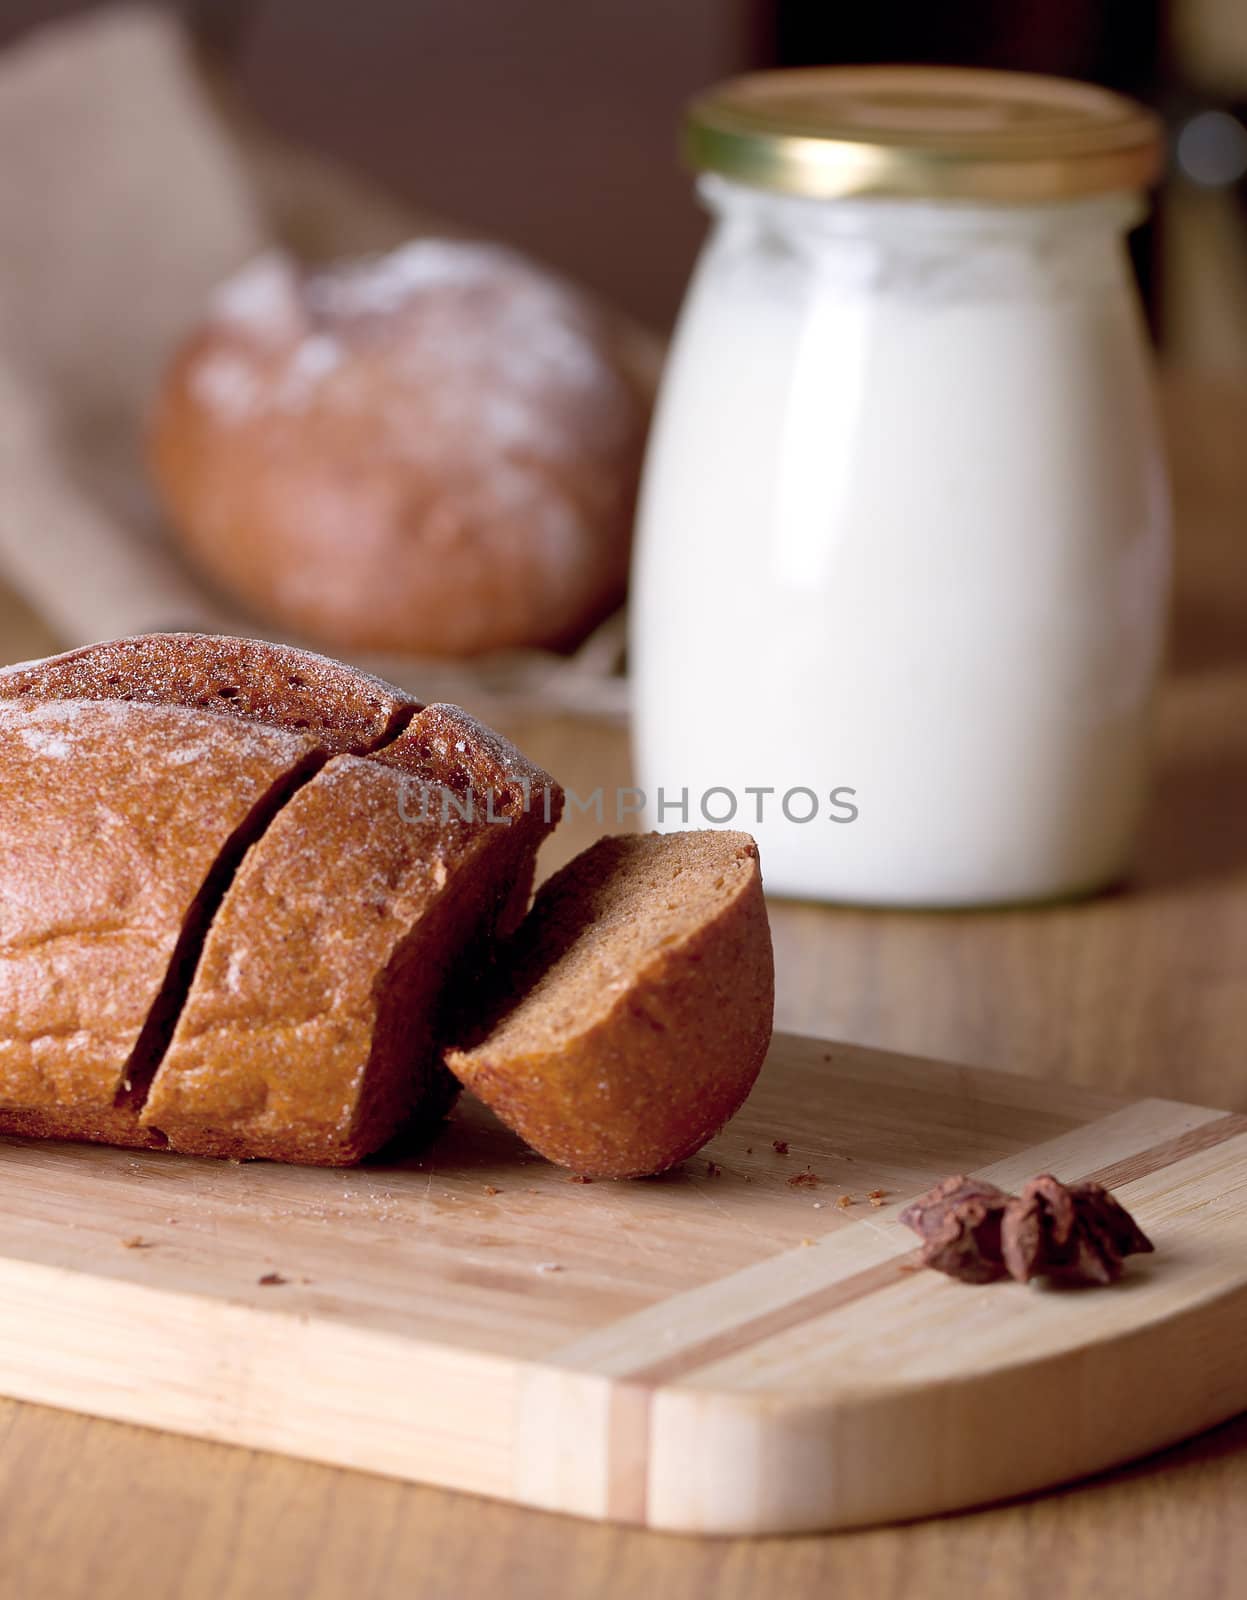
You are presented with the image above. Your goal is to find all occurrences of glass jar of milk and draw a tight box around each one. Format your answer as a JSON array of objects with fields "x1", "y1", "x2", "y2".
[{"x1": 631, "y1": 66, "x2": 1172, "y2": 907}]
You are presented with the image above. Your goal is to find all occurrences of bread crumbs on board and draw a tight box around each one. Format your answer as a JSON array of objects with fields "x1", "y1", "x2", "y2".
[{"x1": 771, "y1": 1139, "x2": 789, "y2": 1155}]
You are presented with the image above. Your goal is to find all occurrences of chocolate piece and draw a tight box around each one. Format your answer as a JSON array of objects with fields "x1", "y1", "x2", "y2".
[
  {"x1": 1002, "y1": 1174, "x2": 1156, "y2": 1285},
  {"x1": 901, "y1": 1171, "x2": 1155, "y2": 1287},
  {"x1": 899, "y1": 1175, "x2": 1013, "y2": 1284}
]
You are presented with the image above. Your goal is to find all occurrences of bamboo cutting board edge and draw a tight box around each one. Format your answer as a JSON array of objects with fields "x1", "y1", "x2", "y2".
[{"x1": 0, "y1": 1033, "x2": 1243, "y2": 1536}]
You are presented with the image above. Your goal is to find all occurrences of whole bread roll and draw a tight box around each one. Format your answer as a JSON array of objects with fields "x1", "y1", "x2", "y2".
[
  {"x1": 149, "y1": 243, "x2": 652, "y2": 658},
  {"x1": 446, "y1": 831, "x2": 774, "y2": 1179},
  {"x1": 0, "y1": 634, "x2": 561, "y2": 1163}
]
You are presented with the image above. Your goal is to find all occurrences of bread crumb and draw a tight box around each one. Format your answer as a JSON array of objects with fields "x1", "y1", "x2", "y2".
[
  {"x1": 121, "y1": 1236, "x2": 153, "y2": 1250},
  {"x1": 257, "y1": 1271, "x2": 288, "y2": 1286},
  {"x1": 836, "y1": 1194, "x2": 855, "y2": 1209},
  {"x1": 772, "y1": 1140, "x2": 789, "y2": 1155},
  {"x1": 484, "y1": 1184, "x2": 501, "y2": 1196},
  {"x1": 567, "y1": 1174, "x2": 593, "y2": 1184},
  {"x1": 800, "y1": 1237, "x2": 815, "y2": 1247},
  {"x1": 787, "y1": 1171, "x2": 821, "y2": 1189},
  {"x1": 706, "y1": 1160, "x2": 722, "y2": 1178},
  {"x1": 745, "y1": 1146, "x2": 754, "y2": 1155},
  {"x1": 867, "y1": 1188, "x2": 888, "y2": 1200},
  {"x1": 535, "y1": 1262, "x2": 563, "y2": 1274},
  {"x1": 812, "y1": 1201, "x2": 824, "y2": 1210}
]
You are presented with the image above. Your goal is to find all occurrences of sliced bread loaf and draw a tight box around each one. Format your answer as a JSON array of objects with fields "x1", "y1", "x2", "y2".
[
  {"x1": 0, "y1": 635, "x2": 561, "y2": 1163},
  {"x1": 445, "y1": 830, "x2": 774, "y2": 1179}
]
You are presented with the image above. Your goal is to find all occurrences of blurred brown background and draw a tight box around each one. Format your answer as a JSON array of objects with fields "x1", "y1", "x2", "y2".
[{"x1": 1, "y1": 0, "x2": 1246, "y2": 359}]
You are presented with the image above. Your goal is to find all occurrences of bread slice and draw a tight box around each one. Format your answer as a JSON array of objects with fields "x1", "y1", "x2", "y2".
[
  {"x1": 445, "y1": 831, "x2": 773, "y2": 1179},
  {"x1": 143, "y1": 704, "x2": 563, "y2": 1164},
  {"x1": 0, "y1": 632, "x2": 419, "y2": 753},
  {"x1": 0, "y1": 699, "x2": 322, "y2": 1148}
]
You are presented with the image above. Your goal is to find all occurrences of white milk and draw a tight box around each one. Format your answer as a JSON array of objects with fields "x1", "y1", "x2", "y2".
[{"x1": 631, "y1": 183, "x2": 1171, "y2": 905}]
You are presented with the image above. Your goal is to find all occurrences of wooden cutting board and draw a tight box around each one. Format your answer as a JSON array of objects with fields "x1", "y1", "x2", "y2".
[{"x1": 0, "y1": 1032, "x2": 1243, "y2": 1536}]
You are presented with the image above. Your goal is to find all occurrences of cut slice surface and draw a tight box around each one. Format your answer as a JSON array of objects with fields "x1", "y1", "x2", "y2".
[
  {"x1": 0, "y1": 633, "x2": 418, "y2": 753},
  {"x1": 0, "y1": 699, "x2": 322, "y2": 1146},
  {"x1": 446, "y1": 830, "x2": 774, "y2": 1179}
]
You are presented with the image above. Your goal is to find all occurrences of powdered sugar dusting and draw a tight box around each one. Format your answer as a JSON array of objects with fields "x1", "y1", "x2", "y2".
[
  {"x1": 224, "y1": 947, "x2": 249, "y2": 995},
  {"x1": 0, "y1": 699, "x2": 87, "y2": 730},
  {"x1": 212, "y1": 251, "x2": 303, "y2": 338},
  {"x1": 190, "y1": 352, "x2": 263, "y2": 424},
  {"x1": 302, "y1": 239, "x2": 617, "y2": 436},
  {"x1": 276, "y1": 333, "x2": 342, "y2": 410},
  {"x1": 17, "y1": 728, "x2": 71, "y2": 758},
  {"x1": 303, "y1": 240, "x2": 514, "y2": 320},
  {"x1": 196, "y1": 239, "x2": 635, "y2": 454},
  {"x1": 0, "y1": 698, "x2": 313, "y2": 767}
]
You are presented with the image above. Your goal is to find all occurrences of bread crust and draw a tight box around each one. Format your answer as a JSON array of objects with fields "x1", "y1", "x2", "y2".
[
  {"x1": 446, "y1": 832, "x2": 774, "y2": 1179},
  {"x1": 0, "y1": 699, "x2": 322, "y2": 1147},
  {"x1": 0, "y1": 632, "x2": 418, "y2": 752},
  {"x1": 148, "y1": 244, "x2": 651, "y2": 658}
]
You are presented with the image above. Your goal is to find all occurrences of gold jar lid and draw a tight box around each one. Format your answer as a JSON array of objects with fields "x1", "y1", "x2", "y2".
[{"x1": 685, "y1": 66, "x2": 1164, "y2": 202}]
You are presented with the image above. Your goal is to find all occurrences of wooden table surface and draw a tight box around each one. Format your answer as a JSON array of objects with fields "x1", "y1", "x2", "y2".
[{"x1": 0, "y1": 371, "x2": 1244, "y2": 1598}]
